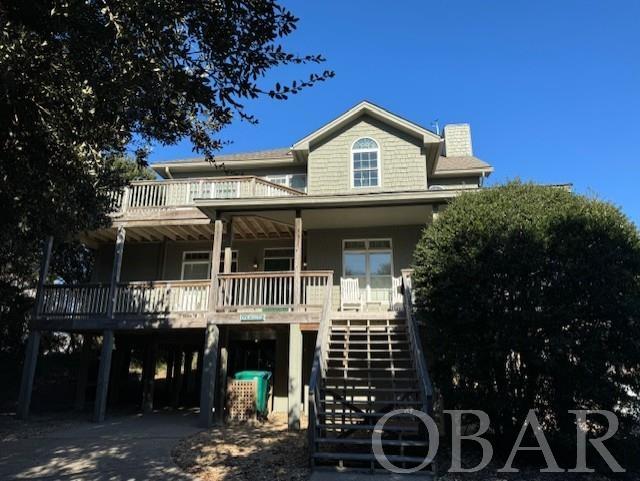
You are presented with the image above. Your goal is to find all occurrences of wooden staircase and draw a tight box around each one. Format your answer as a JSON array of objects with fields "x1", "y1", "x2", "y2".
[{"x1": 308, "y1": 273, "x2": 435, "y2": 476}]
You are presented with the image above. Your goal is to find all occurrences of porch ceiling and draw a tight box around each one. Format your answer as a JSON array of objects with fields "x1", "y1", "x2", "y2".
[{"x1": 81, "y1": 215, "x2": 293, "y2": 247}]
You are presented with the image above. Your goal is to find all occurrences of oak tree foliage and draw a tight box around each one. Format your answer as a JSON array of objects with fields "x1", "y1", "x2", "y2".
[{"x1": 0, "y1": 0, "x2": 333, "y2": 351}]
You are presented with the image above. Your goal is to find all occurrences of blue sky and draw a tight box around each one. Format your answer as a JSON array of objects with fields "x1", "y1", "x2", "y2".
[{"x1": 149, "y1": 0, "x2": 640, "y2": 225}]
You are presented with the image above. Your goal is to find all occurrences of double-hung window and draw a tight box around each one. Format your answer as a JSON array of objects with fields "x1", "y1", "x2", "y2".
[
  {"x1": 181, "y1": 250, "x2": 238, "y2": 280},
  {"x1": 352, "y1": 137, "x2": 380, "y2": 188}
]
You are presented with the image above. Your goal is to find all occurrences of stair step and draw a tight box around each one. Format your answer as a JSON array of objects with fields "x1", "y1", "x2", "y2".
[
  {"x1": 317, "y1": 423, "x2": 420, "y2": 433},
  {"x1": 316, "y1": 438, "x2": 429, "y2": 447},
  {"x1": 313, "y1": 452, "x2": 430, "y2": 464},
  {"x1": 322, "y1": 387, "x2": 420, "y2": 393},
  {"x1": 327, "y1": 357, "x2": 412, "y2": 361},
  {"x1": 329, "y1": 340, "x2": 410, "y2": 345},
  {"x1": 319, "y1": 411, "x2": 421, "y2": 419},
  {"x1": 322, "y1": 399, "x2": 421, "y2": 406},
  {"x1": 325, "y1": 376, "x2": 418, "y2": 381},
  {"x1": 328, "y1": 348, "x2": 407, "y2": 353}
]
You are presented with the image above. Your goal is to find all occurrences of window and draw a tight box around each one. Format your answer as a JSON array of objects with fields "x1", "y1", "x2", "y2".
[
  {"x1": 181, "y1": 250, "x2": 238, "y2": 280},
  {"x1": 343, "y1": 239, "x2": 393, "y2": 290},
  {"x1": 181, "y1": 251, "x2": 211, "y2": 280},
  {"x1": 351, "y1": 137, "x2": 380, "y2": 188},
  {"x1": 264, "y1": 248, "x2": 294, "y2": 271},
  {"x1": 264, "y1": 174, "x2": 307, "y2": 192}
]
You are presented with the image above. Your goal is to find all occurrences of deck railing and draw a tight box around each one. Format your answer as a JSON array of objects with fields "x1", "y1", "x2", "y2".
[
  {"x1": 216, "y1": 270, "x2": 332, "y2": 311},
  {"x1": 41, "y1": 284, "x2": 110, "y2": 318},
  {"x1": 39, "y1": 271, "x2": 333, "y2": 319},
  {"x1": 111, "y1": 176, "x2": 304, "y2": 213},
  {"x1": 114, "y1": 280, "x2": 210, "y2": 314}
]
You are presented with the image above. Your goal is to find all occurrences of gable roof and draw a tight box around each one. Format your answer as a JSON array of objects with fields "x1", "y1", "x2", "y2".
[{"x1": 291, "y1": 101, "x2": 442, "y2": 153}]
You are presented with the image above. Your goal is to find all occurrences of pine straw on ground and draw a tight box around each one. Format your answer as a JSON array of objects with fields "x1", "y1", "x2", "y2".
[{"x1": 172, "y1": 413, "x2": 309, "y2": 481}]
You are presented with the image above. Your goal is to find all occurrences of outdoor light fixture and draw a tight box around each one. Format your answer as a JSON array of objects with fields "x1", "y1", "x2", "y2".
[{"x1": 252, "y1": 257, "x2": 259, "y2": 269}]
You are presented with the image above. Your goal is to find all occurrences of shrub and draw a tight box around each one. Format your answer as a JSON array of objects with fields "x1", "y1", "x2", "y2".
[{"x1": 412, "y1": 181, "x2": 640, "y2": 462}]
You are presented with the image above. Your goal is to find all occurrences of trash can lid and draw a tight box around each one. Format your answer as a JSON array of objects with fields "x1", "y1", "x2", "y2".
[{"x1": 234, "y1": 370, "x2": 272, "y2": 381}]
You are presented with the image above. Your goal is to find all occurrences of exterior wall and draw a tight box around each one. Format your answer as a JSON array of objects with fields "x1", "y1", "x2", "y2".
[
  {"x1": 429, "y1": 176, "x2": 481, "y2": 189},
  {"x1": 91, "y1": 238, "x2": 298, "y2": 282},
  {"x1": 307, "y1": 115, "x2": 428, "y2": 195},
  {"x1": 306, "y1": 224, "x2": 425, "y2": 307}
]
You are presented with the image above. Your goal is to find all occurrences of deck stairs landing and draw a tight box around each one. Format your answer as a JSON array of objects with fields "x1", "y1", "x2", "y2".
[{"x1": 309, "y1": 314, "x2": 435, "y2": 477}]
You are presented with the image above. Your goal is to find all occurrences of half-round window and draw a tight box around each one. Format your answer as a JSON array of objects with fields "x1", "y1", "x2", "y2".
[{"x1": 352, "y1": 137, "x2": 380, "y2": 188}]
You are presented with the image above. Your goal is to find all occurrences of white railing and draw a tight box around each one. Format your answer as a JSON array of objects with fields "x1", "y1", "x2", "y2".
[
  {"x1": 41, "y1": 284, "x2": 110, "y2": 317},
  {"x1": 114, "y1": 281, "x2": 210, "y2": 314},
  {"x1": 216, "y1": 270, "x2": 332, "y2": 311},
  {"x1": 111, "y1": 176, "x2": 304, "y2": 213}
]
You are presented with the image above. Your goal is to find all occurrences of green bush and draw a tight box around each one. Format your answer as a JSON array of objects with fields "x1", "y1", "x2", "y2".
[{"x1": 413, "y1": 181, "x2": 640, "y2": 460}]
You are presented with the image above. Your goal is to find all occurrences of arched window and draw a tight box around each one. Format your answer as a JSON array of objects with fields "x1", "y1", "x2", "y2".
[{"x1": 352, "y1": 137, "x2": 380, "y2": 188}]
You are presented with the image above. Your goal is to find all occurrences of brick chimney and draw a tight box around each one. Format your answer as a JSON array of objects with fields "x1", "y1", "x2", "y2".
[{"x1": 443, "y1": 123, "x2": 473, "y2": 157}]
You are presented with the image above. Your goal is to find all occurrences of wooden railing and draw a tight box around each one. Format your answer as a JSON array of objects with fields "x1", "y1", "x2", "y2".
[
  {"x1": 401, "y1": 269, "x2": 434, "y2": 415},
  {"x1": 114, "y1": 280, "x2": 210, "y2": 314},
  {"x1": 39, "y1": 271, "x2": 332, "y2": 319},
  {"x1": 41, "y1": 284, "x2": 110, "y2": 318},
  {"x1": 307, "y1": 272, "x2": 333, "y2": 455},
  {"x1": 111, "y1": 176, "x2": 304, "y2": 213},
  {"x1": 216, "y1": 270, "x2": 332, "y2": 311}
]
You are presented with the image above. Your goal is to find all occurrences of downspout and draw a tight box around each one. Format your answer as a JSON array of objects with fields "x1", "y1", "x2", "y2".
[{"x1": 164, "y1": 166, "x2": 173, "y2": 179}]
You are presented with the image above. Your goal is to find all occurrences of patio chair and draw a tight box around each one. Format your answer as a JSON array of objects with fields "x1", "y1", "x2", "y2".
[
  {"x1": 390, "y1": 276, "x2": 404, "y2": 310},
  {"x1": 340, "y1": 277, "x2": 364, "y2": 311}
]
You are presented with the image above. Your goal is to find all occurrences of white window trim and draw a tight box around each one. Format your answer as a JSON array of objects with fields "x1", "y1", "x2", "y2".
[
  {"x1": 341, "y1": 238, "x2": 394, "y2": 289},
  {"x1": 350, "y1": 137, "x2": 381, "y2": 189},
  {"x1": 263, "y1": 247, "x2": 295, "y2": 271},
  {"x1": 180, "y1": 249, "x2": 238, "y2": 279},
  {"x1": 181, "y1": 250, "x2": 211, "y2": 280}
]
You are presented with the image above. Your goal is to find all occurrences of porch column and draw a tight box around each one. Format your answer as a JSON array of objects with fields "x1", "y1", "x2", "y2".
[
  {"x1": 17, "y1": 236, "x2": 53, "y2": 419},
  {"x1": 223, "y1": 216, "x2": 234, "y2": 274},
  {"x1": 171, "y1": 347, "x2": 184, "y2": 408},
  {"x1": 17, "y1": 331, "x2": 41, "y2": 420},
  {"x1": 34, "y1": 236, "x2": 54, "y2": 319},
  {"x1": 208, "y1": 218, "x2": 223, "y2": 312},
  {"x1": 288, "y1": 323, "x2": 303, "y2": 430},
  {"x1": 74, "y1": 334, "x2": 93, "y2": 411},
  {"x1": 142, "y1": 337, "x2": 158, "y2": 413},
  {"x1": 107, "y1": 226, "x2": 126, "y2": 319},
  {"x1": 93, "y1": 330, "x2": 114, "y2": 422},
  {"x1": 215, "y1": 327, "x2": 229, "y2": 424},
  {"x1": 199, "y1": 322, "x2": 220, "y2": 428},
  {"x1": 293, "y1": 210, "x2": 303, "y2": 310}
]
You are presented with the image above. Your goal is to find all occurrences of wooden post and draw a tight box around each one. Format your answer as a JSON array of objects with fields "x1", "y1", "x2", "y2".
[
  {"x1": 107, "y1": 226, "x2": 126, "y2": 319},
  {"x1": 93, "y1": 330, "x2": 114, "y2": 422},
  {"x1": 74, "y1": 334, "x2": 93, "y2": 411},
  {"x1": 215, "y1": 327, "x2": 229, "y2": 424},
  {"x1": 293, "y1": 210, "x2": 302, "y2": 310},
  {"x1": 199, "y1": 322, "x2": 220, "y2": 428},
  {"x1": 183, "y1": 350, "x2": 194, "y2": 400},
  {"x1": 171, "y1": 348, "x2": 184, "y2": 408},
  {"x1": 142, "y1": 337, "x2": 158, "y2": 413},
  {"x1": 208, "y1": 219, "x2": 223, "y2": 312},
  {"x1": 34, "y1": 236, "x2": 54, "y2": 319},
  {"x1": 288, "y1": 323, "x2": 302, "y2": 430},
  {"x1": 17, "y1": 331, "x2": 41, "y2": 420}
]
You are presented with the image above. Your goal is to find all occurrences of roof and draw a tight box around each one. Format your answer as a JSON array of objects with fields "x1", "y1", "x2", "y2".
[
  {"x1": 433, "y1": 156, "x2": 493, "y2": 175},
  {"x1": 292, "y1": 100, "x2": 442, "y2": 152},
  {"x1": 153, "y1": 148, "x2": 292, "y2": 165}
]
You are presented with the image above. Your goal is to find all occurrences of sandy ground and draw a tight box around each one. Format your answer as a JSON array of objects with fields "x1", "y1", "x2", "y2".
[{"x1": 173, "y1": 412, "x2": 309, "y2": 481}]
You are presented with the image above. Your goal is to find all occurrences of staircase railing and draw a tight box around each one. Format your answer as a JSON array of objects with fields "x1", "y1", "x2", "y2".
[
  {"x1": 401, "y1": 269, "x2": 434, "y2": 416},
  {"x1": 307, "y1": 271, "x2": 333, "y2": 460}
]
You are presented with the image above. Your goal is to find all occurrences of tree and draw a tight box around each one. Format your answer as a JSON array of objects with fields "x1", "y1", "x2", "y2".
[
  {"x1": 412, "y1": 182, "x2": 640, "y2": 461},
  {"x1": 0, "y1": 1, "x2": 332, "y2": 350}
]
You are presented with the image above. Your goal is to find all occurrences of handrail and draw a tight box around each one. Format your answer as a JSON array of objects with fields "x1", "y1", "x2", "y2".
[
  {"x1": 401, "y1": 269, "x2": 433, "y2": 415},
  {"x1": 111, "y1": 175, "x2": 305, "y2": 213},
  {"x1": 307, "y1": 272, "x2": 333, "y2": 460}
]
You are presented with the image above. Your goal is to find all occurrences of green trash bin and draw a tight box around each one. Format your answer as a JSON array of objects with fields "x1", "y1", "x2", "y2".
[{"x1": 234, "y1": 370, "x2": 272, "y2": 415}]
